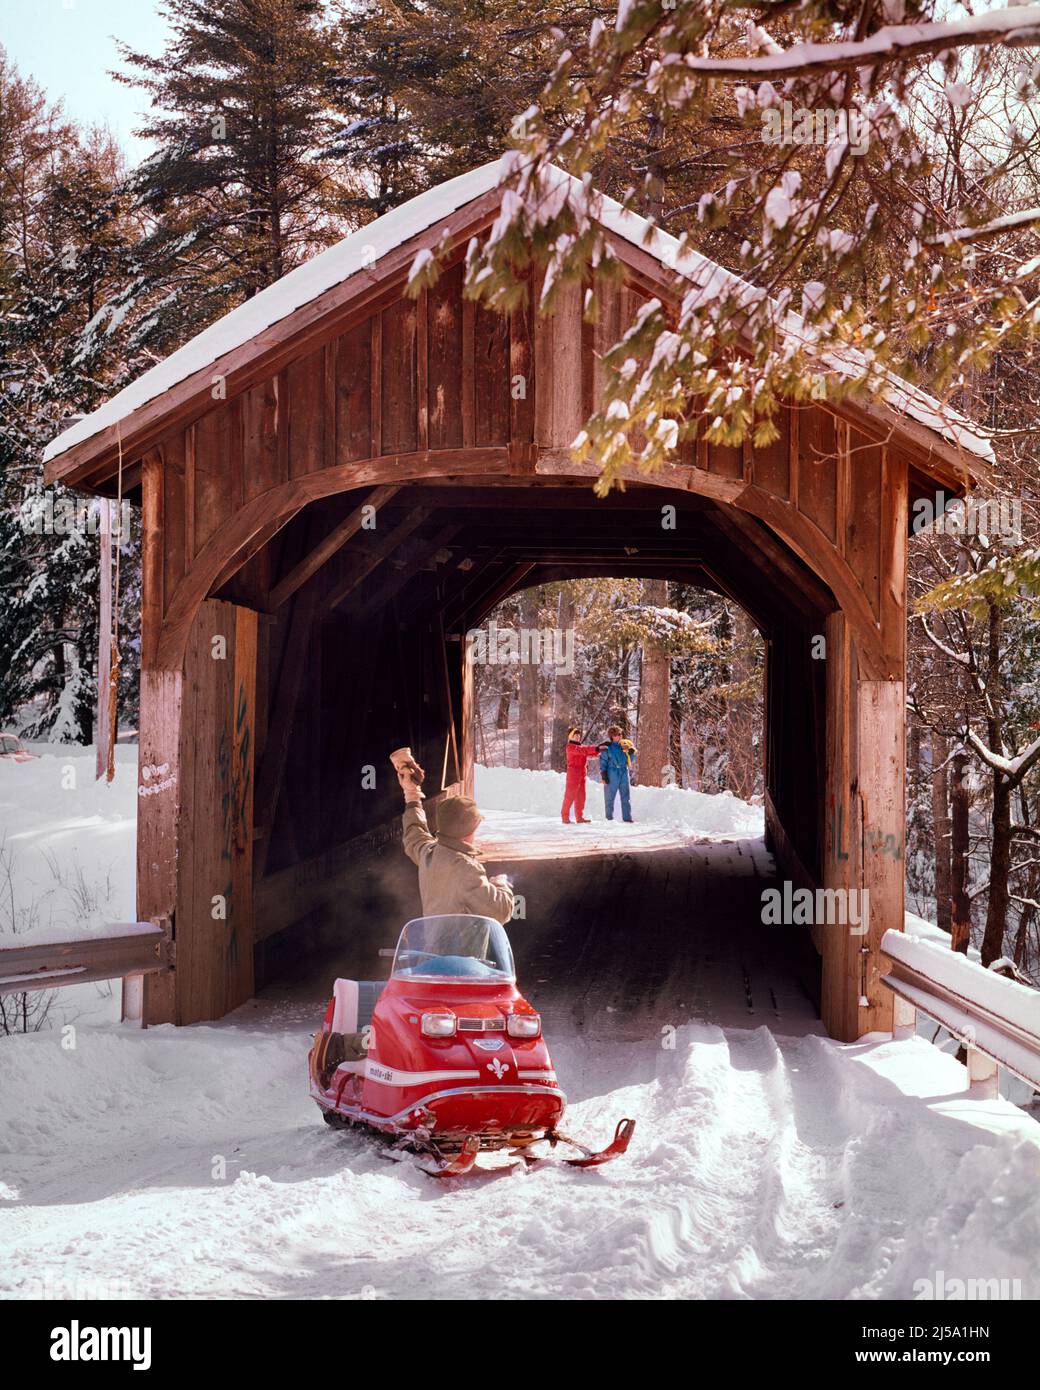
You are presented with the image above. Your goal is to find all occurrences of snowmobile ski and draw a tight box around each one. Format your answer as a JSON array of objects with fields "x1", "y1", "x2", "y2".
[
  {"x1": 555, "y1": 1118, "x2": 636, "y2": 1168},
  {"x1": 415, "y1": 1136, "x2": 481, "y2": 1177}
]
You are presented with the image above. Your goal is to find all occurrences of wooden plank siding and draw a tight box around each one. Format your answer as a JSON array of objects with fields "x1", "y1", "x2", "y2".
[
  {"x1": 428, "y1": 263, "x2": 465, "y2": 450},
  {"x1": 146, "y1": 259, "x2": 897, "y2": 688},
  {"x1": 287, "y1": 348, "x2": 326, "y2": 478},
  {"x1": 380, "y1": 297, "x2": 417, "y2": 455},
  {"x1": 796, "y1": 405, "x2": 839, "y2": 543},
  {"x1": 335, "y1": 320, "x2": 372, "y2": 463}
]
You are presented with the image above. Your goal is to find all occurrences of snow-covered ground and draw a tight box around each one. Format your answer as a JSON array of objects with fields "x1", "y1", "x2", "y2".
[
  {"x1": 2, "y1": 1005, "x2": 1038, "y2": 1300},
  {"x1": 474, "y1": 763, "x2": 763, "y2": 858},
  {"x1": 2, "y1": 752, "x2": 1039, "y2": 1300},
  {"x1": 0, "y1": 745, "x2": 137, "y2": 1029},
  {"x1": 0, "y1": 743, "x2": 137, "y2": 942}
]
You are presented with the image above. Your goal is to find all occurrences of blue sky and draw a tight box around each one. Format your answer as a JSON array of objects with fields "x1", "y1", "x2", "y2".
[{"x1": 3, "y1": 0, "x2": 171, "y2": 163}]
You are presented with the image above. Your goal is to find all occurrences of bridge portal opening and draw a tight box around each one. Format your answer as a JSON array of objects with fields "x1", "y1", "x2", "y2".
[{"x1": 245, "y1": 485, "x2": 830, "y2": 1038}]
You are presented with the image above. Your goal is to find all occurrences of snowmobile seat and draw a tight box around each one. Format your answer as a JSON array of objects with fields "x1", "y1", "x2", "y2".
[
  {"x1": 331, "y1": 978, "x2": 383, "y2": 1034},
  {"x1": 317, "y1": 979, "x2": 384, "y2": 1086}
]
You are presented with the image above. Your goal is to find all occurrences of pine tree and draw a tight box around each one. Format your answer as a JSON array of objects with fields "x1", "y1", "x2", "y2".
[
  {"x1": 114, "y1": 0, "x2": 350, "y2": 351},
  {"x1": 0, "y1": 53, "x2": 143, "y2": 740},
  {"x1": 326, "y1": 0, "x2": 605, "y2": 219}
]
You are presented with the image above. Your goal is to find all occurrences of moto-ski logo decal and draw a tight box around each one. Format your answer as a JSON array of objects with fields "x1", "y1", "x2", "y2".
[{"x1": 474, "y1": 1038, "x2": 504, "y2": 1051}]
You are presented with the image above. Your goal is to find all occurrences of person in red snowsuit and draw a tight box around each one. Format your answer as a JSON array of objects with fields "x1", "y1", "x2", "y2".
[{"x1": 562, "y1": 727, "x2": 600, "y2": 823}]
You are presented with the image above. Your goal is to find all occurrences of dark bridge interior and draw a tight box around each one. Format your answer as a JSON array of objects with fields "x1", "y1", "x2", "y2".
[
  {"x1": 244, "y1": 479, "x2": 832, "y2": 1030},
  {"x1": 42, "y1": 170, "x2": 960, "y2": 1040},
  {"x1": 232, "y1": 480, "x2": 834, "y2": 879}
]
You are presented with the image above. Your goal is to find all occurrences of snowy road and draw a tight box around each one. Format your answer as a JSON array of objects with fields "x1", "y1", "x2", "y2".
[{"x1": 2, "y1": 1005, "x2": 1038, "y2": 1300}]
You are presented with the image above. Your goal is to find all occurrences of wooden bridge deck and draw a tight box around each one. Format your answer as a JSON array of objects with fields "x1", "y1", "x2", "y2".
[{"x1": 260, "y1": 836, "x2": 824, "y2": 1041}]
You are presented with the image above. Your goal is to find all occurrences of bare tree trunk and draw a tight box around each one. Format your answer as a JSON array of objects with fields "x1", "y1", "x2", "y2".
[
  {"x1": 669, "y1": 708, "x2": 683, "y2": 787},
  {"x1": 692, "y1": 730, "x2": 704, "y2": 790},
  {"x1": 550, "y1": 587, "x2": 576, "y2": 771},
  {"x1": 982, "y1": 777, "x2": 1012, "y2": 966},
  {"x1": 931, "y1": 731, "x2": 952, "y2": 936},
  {"x1": 950, "y1": 751, "x2": 971, "y2": 954},
  {"x1": 495, "y1": 674, "x2": 511, "y2": 730},
  {"x1": 637, "y1": 579, "x2": 670, "y2": 785},
  {"x1": 725, "y1": 608, "x2": 756, "y2": 798},
  {"x1": 517, "y1": 588, "x2": 543, "y2": 769},
  {"x1": 980, "y1": 602, "x2": 1011, "y2": 966}
]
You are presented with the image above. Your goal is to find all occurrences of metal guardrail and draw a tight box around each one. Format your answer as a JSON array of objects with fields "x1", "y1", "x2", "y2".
[
  {"x1": 881, "y1": 928, "x2": 1040, "y2": 1096},
  {"x1": 0, "y1": 922, "x2": 170, "y2": 997}
]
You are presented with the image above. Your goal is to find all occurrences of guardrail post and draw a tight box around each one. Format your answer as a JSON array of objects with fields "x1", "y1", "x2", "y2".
[
  {"x1": 966, "y1": 1045, "x2": 999, "y2": 1098},
  {"x1": 122, "y1": 974, "x2": 145, "y2": 1028},
  {"x1": 892, "y1": 995, "x2": 916, "y2": 1040}
]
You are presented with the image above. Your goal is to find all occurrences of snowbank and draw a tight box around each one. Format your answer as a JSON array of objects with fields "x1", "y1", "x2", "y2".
[
  {"x1": 0, "y1": 744, "x2": 136, "y2": 943},
  {"x1": 474, "y1": 763, "x2": 763, "y2": 857},
  {"x1": 1, "y1": 755, "x2": 1037, "y2": 1299},
  {"x1": 0, "y1": 746, "x2": 137, "y2": 1027}
]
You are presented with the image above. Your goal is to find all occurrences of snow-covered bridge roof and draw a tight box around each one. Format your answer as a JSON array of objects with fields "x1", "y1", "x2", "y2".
[{"x1": 44, "y1": 157, "x2": 993, "y2": 477}]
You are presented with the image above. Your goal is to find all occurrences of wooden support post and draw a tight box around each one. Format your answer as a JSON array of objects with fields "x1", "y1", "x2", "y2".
[
  {"x1": 135, "y1": 599, "x2": 257, "y2": 1026},
  {"x1": 856, "y1": 678, "x2": 902, "y2": 1038},
  {"x1": 967, "y1": 1046, "x2": 999, "y2": 1097},
  {"x1": 820, "y1": 610, "x2": 860, "y2": 1041},
  {"x1": 892, "y1": 994, "x2": 916, "y2": 1040},
  {"x1": 178, "y1": 600, "x2": 258, "y2": 1023},
  {"x1": 821, "y1": 629, "x2": 904, "y2": 1041},
  {"x1": 96, "y1": 498, "x2": 113, "y2": 781},
  {"x1": 132, "y1": 669, "x2": 182, "y2": 1025}
]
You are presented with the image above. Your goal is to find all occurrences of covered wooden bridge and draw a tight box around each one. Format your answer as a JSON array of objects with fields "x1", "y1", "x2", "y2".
[{"x1": 44, "y1": 160, "x2": 989, "y2": 1042}]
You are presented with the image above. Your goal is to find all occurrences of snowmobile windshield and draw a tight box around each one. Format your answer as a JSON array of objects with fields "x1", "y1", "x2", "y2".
[{"x1": 392, "y1": 915, "x2": 515, "y2": 982}]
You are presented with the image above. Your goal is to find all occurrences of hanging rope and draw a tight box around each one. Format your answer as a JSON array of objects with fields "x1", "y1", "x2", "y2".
[{"x1": 104, "y1": 428, "x2": 124, "y2": 784}]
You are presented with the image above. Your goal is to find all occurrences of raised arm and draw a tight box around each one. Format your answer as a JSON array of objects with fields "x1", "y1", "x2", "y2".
[{"x1": 401, "y1": 802, "x2": 435, "y2": 866}]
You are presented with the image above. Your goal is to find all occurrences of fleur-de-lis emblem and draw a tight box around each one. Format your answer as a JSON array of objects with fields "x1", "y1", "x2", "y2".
[{"x1": 486, "y1": 1057, "x2": 508, "y2": 1080}]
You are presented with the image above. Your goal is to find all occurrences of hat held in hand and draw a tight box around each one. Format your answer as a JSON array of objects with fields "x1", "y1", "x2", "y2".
[{"x1": 390, "y1": 746, "x2": 425, "y2": 790}]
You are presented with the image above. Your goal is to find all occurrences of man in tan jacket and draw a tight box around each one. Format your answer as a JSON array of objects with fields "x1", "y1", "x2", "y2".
[{"x1": 398, "y1": 767, "x2": 514, "y2": 925}]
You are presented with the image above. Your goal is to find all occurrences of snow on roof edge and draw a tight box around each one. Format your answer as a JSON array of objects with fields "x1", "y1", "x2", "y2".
[
  {"x1": 45, "y1": 155, "x2": 993, "y2": 469},
  {"x1": 43, "y1": 161, "x2": 505, "y2": 465}
]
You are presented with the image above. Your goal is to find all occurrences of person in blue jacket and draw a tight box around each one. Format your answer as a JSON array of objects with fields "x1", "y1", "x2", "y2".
[{"x1": 599, "y1": 724, "x2": 636, "y2": 822}]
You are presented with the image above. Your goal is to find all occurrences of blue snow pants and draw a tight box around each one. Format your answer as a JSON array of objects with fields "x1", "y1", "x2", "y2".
[{"x1": 604, "y1": 772, "x2": 632, "y2": 821}]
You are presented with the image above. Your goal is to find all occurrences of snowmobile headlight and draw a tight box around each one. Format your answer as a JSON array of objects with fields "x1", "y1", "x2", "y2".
[
  {"x1": 507, "y1": 1013, "x2": 540, "y2": 1038},
  {"x1": 421, "y1": 1010, "x2": 457, "y2": 1038}
]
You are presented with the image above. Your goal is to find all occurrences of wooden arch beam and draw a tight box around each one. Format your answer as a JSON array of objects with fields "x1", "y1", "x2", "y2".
[
  {"x1": 152, "y1": 448, "x2": 885, "y2": 676},
  {"x1": 269, "y1": 484, "x2": 400, "y2": 609}
]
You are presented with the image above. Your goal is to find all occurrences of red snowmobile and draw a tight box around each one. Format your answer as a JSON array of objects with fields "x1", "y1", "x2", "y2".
[{"x1": 309, "y1": 913, "x2": 635, "y2": 1175}]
